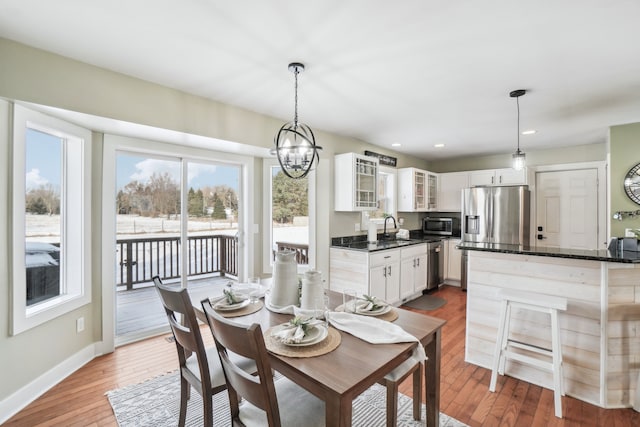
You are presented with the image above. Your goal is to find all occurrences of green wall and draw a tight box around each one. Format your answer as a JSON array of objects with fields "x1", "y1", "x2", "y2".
[{"x1": 610, "y1": 123, "x2": 640, "y2": 237}]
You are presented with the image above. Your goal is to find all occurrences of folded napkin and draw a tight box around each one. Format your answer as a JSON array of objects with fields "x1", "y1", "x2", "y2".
[
  {"x1": 355, "y1": 295, "x2": 387, "y2": 312},
  {"x1": 271, "y1": 317, "x2": 323, "y2": 344},
  {"x1": 328, "y1": 312, "x2": 426, "y2": 364},
  {"x1": 212, "y1": 289, "x2": 248, "y2": 309}
]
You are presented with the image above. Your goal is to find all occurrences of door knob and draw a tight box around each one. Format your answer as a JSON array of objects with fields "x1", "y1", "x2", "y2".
[{"x1": 537, "y1": 234, "x2": 547, "y2": 240}]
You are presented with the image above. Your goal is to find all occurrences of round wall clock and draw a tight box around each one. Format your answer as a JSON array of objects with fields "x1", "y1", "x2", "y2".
[{"x1": 624, "y1": 163, "x2": 640, "y2": 205}]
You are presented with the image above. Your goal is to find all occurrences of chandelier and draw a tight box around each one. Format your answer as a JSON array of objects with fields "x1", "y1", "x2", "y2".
[
  {"x1": 273, "y1": 62, "x2": 322, "y2": 179},
  {"x1": 510, "y1": 89, "x2": 526, "y2": 171}
]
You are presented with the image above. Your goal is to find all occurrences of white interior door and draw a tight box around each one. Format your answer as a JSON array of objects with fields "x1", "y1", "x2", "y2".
[{"x1": 535, "y1": 169, "x2": 598, "y2": 249}]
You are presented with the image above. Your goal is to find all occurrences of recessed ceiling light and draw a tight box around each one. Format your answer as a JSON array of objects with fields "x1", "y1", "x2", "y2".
[
  {"x1": 434, "y1": 143, "x2": 445, "y2": 148},
  {"x1": 391, "y1": 143, "x2": 401, "y2": 147},
  {"x1": 521, "y1": 129, "x2": 537, "y2": 135}
]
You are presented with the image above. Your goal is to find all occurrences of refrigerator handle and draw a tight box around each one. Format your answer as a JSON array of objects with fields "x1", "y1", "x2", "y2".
[{"x1": 486, "y1": 191, "x2": 493, "y2": 241}]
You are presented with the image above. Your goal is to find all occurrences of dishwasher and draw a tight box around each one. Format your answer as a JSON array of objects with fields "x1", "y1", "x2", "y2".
[{"x1": 426, "y1": 240, "x2": 444, "y2": 290}]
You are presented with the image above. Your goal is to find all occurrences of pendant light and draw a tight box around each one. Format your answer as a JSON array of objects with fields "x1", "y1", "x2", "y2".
[
  {"x1": 510, "y1": 89, "x2": 526, "y2": 171},
  {"x1": 273, "y1": 62, "x2": 322, "y2": 179}
]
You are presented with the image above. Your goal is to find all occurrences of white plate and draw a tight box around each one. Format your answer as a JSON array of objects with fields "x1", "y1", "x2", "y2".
[
  {"x1": 356, "y1": 304, "x2": 391, "y2": 316},
  {"x1": 213, "y1": 297, "x2": 250, "y2": 311},
  {"x1": 272, "y1": 324, "x2": 328, "y2": 347}
]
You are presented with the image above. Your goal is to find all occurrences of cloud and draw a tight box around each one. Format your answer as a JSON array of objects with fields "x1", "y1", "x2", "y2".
[
  {"x1": 26, "y1": 168, "x2": 48, "y2": 190},
  {"x1": 129, "y1": 159, "x2": 216, "y2": 186}
]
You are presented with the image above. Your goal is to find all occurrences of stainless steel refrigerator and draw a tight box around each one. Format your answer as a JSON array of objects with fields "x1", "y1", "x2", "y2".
[{"x1": 462, "y1": 185, "x2": 530, "y2": 246}]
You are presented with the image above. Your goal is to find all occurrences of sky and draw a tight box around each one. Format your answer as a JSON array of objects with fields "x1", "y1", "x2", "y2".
[
  {"x1": 25, "y1": 128, "x2": 61, "y2": 190},
  {"x1": 116, "y1": 153, "x2": 240, "y2": 191}
]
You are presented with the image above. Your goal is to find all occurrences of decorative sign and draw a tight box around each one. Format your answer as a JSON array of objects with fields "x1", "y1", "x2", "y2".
[{"x1": 364, "y1": 150, "x2": 397, "y2": 167}]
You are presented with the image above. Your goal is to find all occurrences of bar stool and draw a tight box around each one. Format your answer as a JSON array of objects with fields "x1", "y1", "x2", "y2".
[{"x1": 489, "y1": 288, "x2": 567, "y2": 418}]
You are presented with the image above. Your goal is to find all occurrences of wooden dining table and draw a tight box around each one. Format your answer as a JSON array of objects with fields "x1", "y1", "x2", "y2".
[{"x1": 195, "y1": 291, "x2": 446, "y2": 427}]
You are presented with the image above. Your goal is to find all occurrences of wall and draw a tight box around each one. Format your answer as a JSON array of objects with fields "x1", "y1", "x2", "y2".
[
  {"x1": 610, "y1": 122, "x2": 640, "y2": 237},
  {"x1": 429, "y1": 142, "x2": 606, "y2": 173},
  {"x1": 0, "y1": 37, "x2": 428, "y2": 410}
]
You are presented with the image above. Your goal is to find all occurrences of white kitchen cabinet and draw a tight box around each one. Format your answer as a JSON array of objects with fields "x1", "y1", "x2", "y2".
[
  {"x1": 329, "y1": 247, "x2": 402, "y2": 304},
  {"x1": 469, "y1": 167, "x2": 526, "y2": 186},
  {"x1": 398, "y1": 167, "x2": 438, "y2": 212},
  {"x1": 400, "y1": 244, "x2": 427, "y2": 299},
  {"x1": 445, "y1": 238, "x2": 462, "y2": 283},
  {"x1": 438, "y1": 172, "x2": 469, "y2": 211},
  {"x1": 369, "y1": 250, "x2": 401, "y2": 304},
  {"x1": 334, "y1": 153, "x2": 379, "y2": 211}
]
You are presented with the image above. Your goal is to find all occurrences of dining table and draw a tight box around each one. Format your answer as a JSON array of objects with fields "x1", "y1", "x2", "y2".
[{"x1": 195, "y1": 289, "x2": 446, "y2": 427}]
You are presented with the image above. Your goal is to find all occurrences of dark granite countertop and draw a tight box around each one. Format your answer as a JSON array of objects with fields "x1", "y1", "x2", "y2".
[
  {"x1": 457, "y1": 241, "x2": 640, "y2": 263},
  {"x1": 331, "y1": 230, "x2": 456, "y2": 252}
]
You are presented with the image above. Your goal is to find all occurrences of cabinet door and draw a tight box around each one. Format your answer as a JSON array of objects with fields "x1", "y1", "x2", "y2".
[
  {"x1": 469, "y1": 169, "x2": 496, "y2": 186},
  {"x1": 447, "y1": 239, "x2": 462, "y2": 281},
  {"x1": 414, "y1": 170, "x2": 426, "y2": 210},
  {"x1": 414, "y1": 254, "x2": 427, "y2": 292},
  {"x1": 438, "y1": 172, "x2": 469, "y2": 211},
  {"x1": 496, "y1": 167, "x2": 526, "y2": 185},
  {"x1": 369, "y1": 265, "x2": 387, "y2": 300},
  {"x1": 400, "y1": 257, "x2": 415, "y2": 299},
  {"x1": 427, "y1": 173, "x2": 438, "y2": 210},
  {"x1": 385, "y1": 262, "x2": 401, "y2": 304}
]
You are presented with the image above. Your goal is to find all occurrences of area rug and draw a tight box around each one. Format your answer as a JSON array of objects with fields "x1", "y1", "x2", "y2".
[
  {"x1": 107, "y1": 371, "x2": 467, "y2": 427},
  {"x1": 402, "y1": 294, "x2": 447, "y2": 311}
]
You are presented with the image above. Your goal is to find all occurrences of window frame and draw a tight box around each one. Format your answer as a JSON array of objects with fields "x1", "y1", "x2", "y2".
[{"x1": 11, "y1": 104, "x2": 92, "y2": 335}]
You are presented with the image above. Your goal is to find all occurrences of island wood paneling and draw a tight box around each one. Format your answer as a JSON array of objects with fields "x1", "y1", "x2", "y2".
[{"x1": 466, "y1": 250, "x2": 640, "y2": 409}]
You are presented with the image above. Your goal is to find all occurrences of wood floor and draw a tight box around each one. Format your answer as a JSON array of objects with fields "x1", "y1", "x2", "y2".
[{"x1": 5, "y1": 285, "x2": 640, "y2": 426}]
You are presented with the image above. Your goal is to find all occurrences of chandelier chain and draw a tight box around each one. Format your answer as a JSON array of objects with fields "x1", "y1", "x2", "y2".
[
  {"x1": 516, "y1": 96, "x2": 520, "y2": 152},
  {"x1": 293, "y1": 66, "x2": 299, "y2": 126}
]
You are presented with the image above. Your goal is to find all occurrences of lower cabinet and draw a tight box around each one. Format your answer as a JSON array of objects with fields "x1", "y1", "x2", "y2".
[
  {"x1": 445, "y1": 238, "x2": 462, "y2": 284},
  {"x1": 400, "y1": 244, "x2": 427, "y2": 299},
  {"x1": 329, "y1": 244, "x2": 428, "y2": 305}
]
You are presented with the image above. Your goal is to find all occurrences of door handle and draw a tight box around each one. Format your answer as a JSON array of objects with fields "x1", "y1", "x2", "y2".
[
  {"x1": 537, "y1": 234, "x2": 547, "y2": 240},
  {"x1": 383, "y1": 266, "x2": 387, "y2": 277},
  {"x1": 387, "y1": 266, "x2": 391, "y2": 276}
]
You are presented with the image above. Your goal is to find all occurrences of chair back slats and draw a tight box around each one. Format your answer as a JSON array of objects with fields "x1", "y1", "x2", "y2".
[
  {"x1": 201, "y1": 299, "x2": 282, "y2": 426},
  {"x1": 154, "y1": 277, "x2": 211, "y2": 391}
]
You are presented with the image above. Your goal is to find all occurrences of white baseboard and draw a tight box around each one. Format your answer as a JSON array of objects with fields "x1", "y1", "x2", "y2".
[{"x1": 0, "y1": 343, "x2": 100, "y2": 424}]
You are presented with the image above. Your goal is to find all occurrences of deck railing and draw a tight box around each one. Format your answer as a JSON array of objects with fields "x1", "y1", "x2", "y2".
[
  {"x1": 275, "y1": 241, "x2": 309, "y2": 264},
  {"x1": 116, "y1": 234, "x2": 238, "y2": 290}
]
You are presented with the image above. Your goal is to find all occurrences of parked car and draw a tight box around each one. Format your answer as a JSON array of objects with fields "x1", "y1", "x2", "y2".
[{"x1": 26, "y1": 242, "x2": 60, "y2": 305}]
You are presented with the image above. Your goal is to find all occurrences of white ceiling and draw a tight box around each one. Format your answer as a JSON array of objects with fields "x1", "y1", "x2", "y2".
[{"x1": 2, "y1": 0, "x2": 640, "y2": 161}]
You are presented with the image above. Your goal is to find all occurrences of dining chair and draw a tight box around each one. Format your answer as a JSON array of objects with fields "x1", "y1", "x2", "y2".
[
  {"x1": 200, "y1": 298, "x2": 326, "y2": 427},
  {"x1": 380, "y1": 357, "x2": 422, "y2": 426},
  {"x1": 154, "y1": 276, "x2": 255, "y2": 427}
]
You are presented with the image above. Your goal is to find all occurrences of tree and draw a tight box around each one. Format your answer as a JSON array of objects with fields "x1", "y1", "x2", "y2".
[
  {"x1": 188, "y1": 187, "x2": 204, "y2": 217},
  {"x1": 211, "y1": 193, "x2": 227, "y2": 219},
  {"x1": 272, "y1": 171, "x2": 308, "y2": 223},
  {"x1": 148, "y1": 172, "x2": 180, "y2": 218},
  {"x1": 25, "y1": 183, "x2": 60, "y2": 215}
]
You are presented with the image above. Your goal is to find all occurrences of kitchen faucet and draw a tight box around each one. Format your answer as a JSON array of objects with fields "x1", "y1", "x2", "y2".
[{"x1": 383, "y1": 215, "x2": 397, "y2": 238}]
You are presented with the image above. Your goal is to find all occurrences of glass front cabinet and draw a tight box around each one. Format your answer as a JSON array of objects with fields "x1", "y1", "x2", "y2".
[
  {"x1": 398, "y1": 167, "x2": 438, "y2": 212},
  {"x1": 334, "y1": 153, "x2": 379, "y2": 211}
]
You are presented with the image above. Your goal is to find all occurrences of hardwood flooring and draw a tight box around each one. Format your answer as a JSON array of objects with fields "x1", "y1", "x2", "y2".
[{"x1": 5, "y1": 285, "x2": 640, "y2": 426}]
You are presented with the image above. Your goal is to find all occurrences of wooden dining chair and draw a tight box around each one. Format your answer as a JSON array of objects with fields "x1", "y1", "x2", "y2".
[
  {"x1": 200, "y1": 298, "x2": 326, "y2": 427},
  {"x1": 380, "y1": 358, "x2": 422, "y2": 426},
  {"x1": 154, "y1": 276, "x2": 255, "y2": 427}
]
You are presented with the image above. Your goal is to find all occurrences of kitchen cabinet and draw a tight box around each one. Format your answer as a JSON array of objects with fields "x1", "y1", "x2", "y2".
[
  {"x1": 334, "y1": 153, "x2": 379, "y2": 211},
  {"x1": 469, "y1": 167, "x2": 527, "y2": 186},
  {"x1": 369, "y1": 250, "x2": 400, "y2": 304},
  {"x1": 445, "y1": 238, "x2": 462, "y2": 283},
  {"x1": 400, "y1": 244, "x2": 427, "y2": 299},
  {"x1": 438, "y1": 172, "x2": 469, "y2": 211},
  {"x1": 329, "y1": 246, "x2": 405, "y2": 305},
  {"x1": 398, "y1": 167, "x2": 438, "y2": 212}
]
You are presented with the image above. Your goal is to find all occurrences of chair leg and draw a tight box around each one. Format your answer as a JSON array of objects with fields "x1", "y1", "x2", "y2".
[
  {"x1": 203, "y1": 390, "x2": 213, "y2": 427},
  {"x1": 385, "y1": 380, "x2": 399, "y2": 427},
  {"x1": 551, "y1": 309, "x2": 563, "y2": 418},
  {"x1": 412, "y1": 365, "x2": 422, "y2": 421},
  {"x1": 178, "y1": 377, "x2": 189, "y2": 427},
  {"x1": 489, "y1": 299, "x2": 508, "y2": 392}
]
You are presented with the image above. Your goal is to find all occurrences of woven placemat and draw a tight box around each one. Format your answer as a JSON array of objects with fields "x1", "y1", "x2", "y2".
[
  {"x1": 264, "y1": 326, "x2": 341, "y2": 358},
  {"x1": 334, "y1": 304, "x2": 399, "y2": 322},
  {"x1": 215, "y1": 300, "x2": 264, "y2": 318}
]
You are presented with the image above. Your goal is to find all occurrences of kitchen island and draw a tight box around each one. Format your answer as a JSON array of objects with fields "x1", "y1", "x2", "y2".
[{"x1": 459, "y1": 242, "x2": 640, "y2": 408}]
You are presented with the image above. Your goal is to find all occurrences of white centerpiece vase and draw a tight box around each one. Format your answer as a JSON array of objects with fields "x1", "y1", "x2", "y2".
[{"x1": 269, "y1": 250, "x2": 299, "y2": 307}]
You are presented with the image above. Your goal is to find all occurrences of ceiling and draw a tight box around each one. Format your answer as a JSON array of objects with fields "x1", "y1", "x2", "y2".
[{"x1": 2, "y1": 0, "x2": 640, "y2": 161}]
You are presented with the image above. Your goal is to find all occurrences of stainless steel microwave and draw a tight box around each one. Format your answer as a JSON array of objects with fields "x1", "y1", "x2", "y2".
[{"x1": 423, "y1": 217, "x2": 457, "y2": 236}]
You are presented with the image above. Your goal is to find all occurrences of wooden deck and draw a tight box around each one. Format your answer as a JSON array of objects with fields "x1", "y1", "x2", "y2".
[{"x1": 116, "y1": 275, "x2": 232, "y2": 342}]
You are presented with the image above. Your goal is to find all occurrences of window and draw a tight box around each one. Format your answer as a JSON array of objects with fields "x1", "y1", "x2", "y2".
[
  {"x1": 362, "y1": 165, "x2": 397, "y2": 228},
  {"x1": 262, "y1": 159, "x2": 316, "y2": 273},
  {"x1": 11, "y1": 105, "x2": 92, "y2": 335}
]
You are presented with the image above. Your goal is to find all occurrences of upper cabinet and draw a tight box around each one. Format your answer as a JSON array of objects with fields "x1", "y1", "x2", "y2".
[
  {"x1": 398, "y1": 168, "x2": 438, "y2": 212},
  {"x1": 334, "y1": 153, "x2": 379, "y2": 211},
  {"x1": 438, "y1": 172, "x2": 470, "y2": 212},
  {"x1": 468, "y1": 167, "x2": 527, "y2": 187}
]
